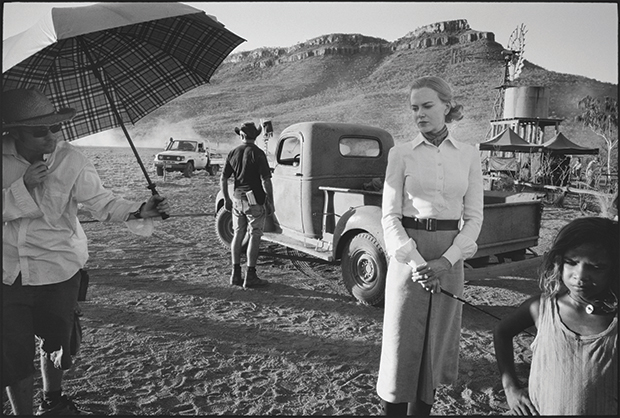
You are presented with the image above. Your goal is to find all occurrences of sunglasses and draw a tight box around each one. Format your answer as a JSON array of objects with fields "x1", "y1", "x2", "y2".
[{"x1": 27, "y1": 124, "x2": 63, "y2": 138}]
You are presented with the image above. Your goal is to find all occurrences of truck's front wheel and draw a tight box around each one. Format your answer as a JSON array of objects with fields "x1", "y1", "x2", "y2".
[
  {"x1": 341, "y1": 233, "x2": 387, "y2": 306},
  {"x1": 215, "y1": 206, "x2": 249, "y2": 250},
  {"x1": 183, "y1": 161, "x2": 194, "y2": 178}
]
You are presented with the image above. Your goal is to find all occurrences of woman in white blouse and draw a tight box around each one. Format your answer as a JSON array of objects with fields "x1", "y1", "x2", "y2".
[{"x1": 377, "y1": 76, "x2": 484, "y2": 416}]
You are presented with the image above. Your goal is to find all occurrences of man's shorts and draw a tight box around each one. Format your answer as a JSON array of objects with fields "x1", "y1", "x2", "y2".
[
  {"x1": 232, "y1": 197, "x2": 266, "y2": 237},
  {"x1": 2, "y1": 271, "x2": 80, "y2": 387}
]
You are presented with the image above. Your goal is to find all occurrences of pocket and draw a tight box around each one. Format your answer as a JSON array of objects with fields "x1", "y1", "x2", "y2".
[
  {"x1": 77, "y1": 270, "x2": 89, "y2": 302},
  {"x1": 404, "y1": 165, "x2": 435, "y2": 197},
  {"x1": 249, "y1": 204, "x2": 265, "y2": 218},
  {"x1": 232, "y1": 197, "x2": 244, "y2": 211},
  {"x1": 40, "y1": 188, "x2": 71, "y2": 221},
  {"x1": 69, "y1": 308, "x2": 82, "y2": 356}
]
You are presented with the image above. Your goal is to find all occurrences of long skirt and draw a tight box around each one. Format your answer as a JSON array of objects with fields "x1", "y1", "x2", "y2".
[{"x1": 376, "y1": 228, "x2": 464, "y2": 405}]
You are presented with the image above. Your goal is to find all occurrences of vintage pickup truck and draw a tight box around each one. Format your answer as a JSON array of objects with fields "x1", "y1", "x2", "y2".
[{"x1": 215, "y1": 122, "x2": 542, "y2": 306}]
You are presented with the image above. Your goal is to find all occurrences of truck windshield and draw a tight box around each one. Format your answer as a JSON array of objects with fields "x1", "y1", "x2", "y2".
[
  {"x1": 339, "y1": 136, "x2": 380, "y2": 157},
  {"x1": 168, "y1": 141, "x2": 197, "y2": 152}
]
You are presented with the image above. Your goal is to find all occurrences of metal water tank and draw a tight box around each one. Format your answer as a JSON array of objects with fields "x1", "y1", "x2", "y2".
[{"x1": 503, "y1": 86, "x2": 549, "y2": 119}]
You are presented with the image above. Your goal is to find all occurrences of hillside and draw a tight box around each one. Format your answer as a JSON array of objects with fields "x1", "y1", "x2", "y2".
[{"x1": 133, "y1": 19, "x2": 617, "y2": 152}]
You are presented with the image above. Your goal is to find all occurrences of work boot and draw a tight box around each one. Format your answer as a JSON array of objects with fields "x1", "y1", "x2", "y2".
[
  {"x1": 37, "y1": 395, "x2": 83, "y2": 415},
  {"x1": 243, "y1": 267, "x2": 268, "y2": 288},
  {"x1": 230, "y1": 265, "x2": 242, "y2": 286}
]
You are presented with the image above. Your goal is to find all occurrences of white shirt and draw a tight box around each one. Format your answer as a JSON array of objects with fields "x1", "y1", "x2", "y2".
[
  {"x1": 381, "y1": 132, "x2": 484, "y2": 267},
  {"x1": 3, "y1": 137, "x2": 150, "y2": 286}
]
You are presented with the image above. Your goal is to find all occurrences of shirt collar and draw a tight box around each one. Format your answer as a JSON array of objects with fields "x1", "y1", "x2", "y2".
[{"x1": 411, "y1": 132, "x2": 464, "y2": 150}]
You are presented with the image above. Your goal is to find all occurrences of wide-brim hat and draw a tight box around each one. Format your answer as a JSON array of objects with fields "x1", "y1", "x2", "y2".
[
  {"x1": 2, "y1": 88, "x2": 76, "y2": 129},
  {"x1": 234, "y1": 122, "x2": 262, "y2": 140}
]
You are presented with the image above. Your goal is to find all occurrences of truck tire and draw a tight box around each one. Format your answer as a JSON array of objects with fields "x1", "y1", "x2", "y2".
[
  {"x1": 156, "y1": 166, "x2": 164, "y2": 176},
  {"x1": 497, "y1": 249, "x2": 526, "y2": 263},
  {"x1": 215, "y1": 206, "x2": 249, "y2": 250},
  {"x1": 465, "y1": 256, "x2": 490, "y2": 268},
  {"x1": 183, "y1": 161, "x2": 194, "y2": 178},
  {"x1": 341, "y1": 232, "x2": 387, "y2": 306}
]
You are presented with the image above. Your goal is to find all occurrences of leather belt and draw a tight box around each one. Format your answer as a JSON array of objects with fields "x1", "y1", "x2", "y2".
[{"x1": 402, "y1": 216, "x2": 459, "y2": 231}]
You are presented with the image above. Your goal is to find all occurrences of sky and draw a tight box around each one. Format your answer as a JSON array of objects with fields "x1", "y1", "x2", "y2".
[
  {"x1": 2, "y1": 2, "x2": 617, "y2": 147},
  {"x1": 2, "y1": 2, "x2": 618, "y2": 85}
]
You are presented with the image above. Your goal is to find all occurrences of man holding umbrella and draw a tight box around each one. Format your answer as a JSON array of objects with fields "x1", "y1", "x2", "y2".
[{"x1": 2, "y1": 88, "x2": 170, "y2": 415}]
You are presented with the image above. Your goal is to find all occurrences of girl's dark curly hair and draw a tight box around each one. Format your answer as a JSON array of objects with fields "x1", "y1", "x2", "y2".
[{"x1": 539, "y1": 217, "x2": 619, "y2": 297}]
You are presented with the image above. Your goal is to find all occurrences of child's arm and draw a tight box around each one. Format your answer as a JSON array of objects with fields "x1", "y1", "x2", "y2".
[{"x1": 493, "y1": 294, "x2": 540, "y2": 415}]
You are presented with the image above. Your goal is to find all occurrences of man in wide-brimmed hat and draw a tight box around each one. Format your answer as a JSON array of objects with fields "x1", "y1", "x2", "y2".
[
  {"x1": 2, "y1": 88, "x2": 170, "y2": 415},
  {"x1": 220, "y1": 121, "x2": 273, "y2": 288}
]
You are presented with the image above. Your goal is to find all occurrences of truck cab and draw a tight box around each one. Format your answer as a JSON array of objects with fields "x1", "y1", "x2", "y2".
[{"x1": 270, "y1": 122, "x2": 392, "y2": 240}]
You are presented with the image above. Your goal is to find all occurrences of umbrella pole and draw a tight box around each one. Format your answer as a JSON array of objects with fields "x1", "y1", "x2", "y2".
[{"x1": 78, "y1": 37, "x2": 169, "y2": 219}]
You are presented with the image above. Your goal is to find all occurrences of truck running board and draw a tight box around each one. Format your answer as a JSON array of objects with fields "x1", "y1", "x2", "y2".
[{"x1": 262, "y1": 232, "x2": 334, "y2": 262}]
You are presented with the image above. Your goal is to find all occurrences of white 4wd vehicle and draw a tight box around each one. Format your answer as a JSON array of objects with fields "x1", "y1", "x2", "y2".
[{"x1": 154, "y1": 139, "x2": 215, "y2": 177}]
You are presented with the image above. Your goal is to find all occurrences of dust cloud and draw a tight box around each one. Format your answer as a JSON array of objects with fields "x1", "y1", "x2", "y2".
[{"x1": 72, "y1": 120, "x2": 204, "y2": 149}]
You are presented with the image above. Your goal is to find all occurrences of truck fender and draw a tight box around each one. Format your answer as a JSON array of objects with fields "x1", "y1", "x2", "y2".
[
  {"x1": 333, "y1": 205, "x2": 386, "y2": 259},
  {"x1": 215, "y1": 190, "x2": 225, "y2": 213}
]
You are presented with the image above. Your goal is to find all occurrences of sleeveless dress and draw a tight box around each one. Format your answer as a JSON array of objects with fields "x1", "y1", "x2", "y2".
[{"x1": 529, "y1": 295, "x2": 618, "y2": 415}]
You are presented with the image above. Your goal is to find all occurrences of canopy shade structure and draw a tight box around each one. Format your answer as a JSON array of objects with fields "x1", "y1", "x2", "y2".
[
  {"x1": 479, "y1": 128, "x2": 540, "y2": 152},
  {"x1": 540, "y1": 132, "x2": 599, "y2": 155}
]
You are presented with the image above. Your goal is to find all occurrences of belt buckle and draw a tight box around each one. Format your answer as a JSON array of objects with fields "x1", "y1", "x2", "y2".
[{"x1": 426, "y1": 218, "x2": 437, "y2": 231}]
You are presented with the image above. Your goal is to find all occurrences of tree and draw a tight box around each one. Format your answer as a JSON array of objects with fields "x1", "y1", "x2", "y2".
[{"x1": 576, "y1": 96, "x2": 618, "y2": 186}]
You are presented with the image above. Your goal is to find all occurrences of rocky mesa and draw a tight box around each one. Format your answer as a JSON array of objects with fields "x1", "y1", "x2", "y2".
[
  {"x1": 139, "y1": 19, "x2": 616, "y2": 151},
  {"x1": 227, "y1": 19, "x2": 497, "y2": 69}
]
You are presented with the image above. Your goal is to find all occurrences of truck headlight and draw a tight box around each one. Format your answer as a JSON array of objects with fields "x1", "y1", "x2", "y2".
[{"x1": 157, "y1": 155, "x2": 163, "y2": 160}]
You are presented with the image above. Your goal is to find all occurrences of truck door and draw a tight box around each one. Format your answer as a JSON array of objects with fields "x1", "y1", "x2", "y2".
[
  {"x1": 197, "y1": 143, "x2": 208, "y2": 168},
  {"x1": 271, "y1": 134, "x2": 304, "y2": 235}
]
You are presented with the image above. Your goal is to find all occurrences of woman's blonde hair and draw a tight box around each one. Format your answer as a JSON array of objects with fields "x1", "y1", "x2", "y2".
[{"x1": 409, "y1": 76, "x2": 464, "y2": 123}]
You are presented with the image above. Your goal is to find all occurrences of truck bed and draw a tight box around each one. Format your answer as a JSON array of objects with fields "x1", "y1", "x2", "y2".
[{"x1": 318, "y1": 186, "x2": 542, "y2": 261}]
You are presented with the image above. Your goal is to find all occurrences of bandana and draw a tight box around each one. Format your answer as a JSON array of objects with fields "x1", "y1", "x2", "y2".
[{"x1": 421, "y1": 125, "x2": 448, "y2": 147}]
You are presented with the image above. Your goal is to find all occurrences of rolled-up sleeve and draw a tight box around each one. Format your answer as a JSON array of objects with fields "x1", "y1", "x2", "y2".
[
  {"x1": 441, "y1": 146, "x2": 484, "y2": 265},
  {"x1": 73, "y1": 163, "x2": 141, "y2": 221}
]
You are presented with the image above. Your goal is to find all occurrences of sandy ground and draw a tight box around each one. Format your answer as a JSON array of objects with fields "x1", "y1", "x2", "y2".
[{"x1": 3, "y1": 146, "x2": 583, "y2": 416}]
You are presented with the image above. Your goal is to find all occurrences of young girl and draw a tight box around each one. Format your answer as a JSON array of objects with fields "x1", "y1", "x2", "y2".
[{"x1": 494, "y1": 217, "x2": 618, "y2": 415}]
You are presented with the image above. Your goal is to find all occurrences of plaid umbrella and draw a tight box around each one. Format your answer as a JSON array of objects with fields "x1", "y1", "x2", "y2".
[{"x1": 3, "y1": 2, "x2": 244, "y2": 206}]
